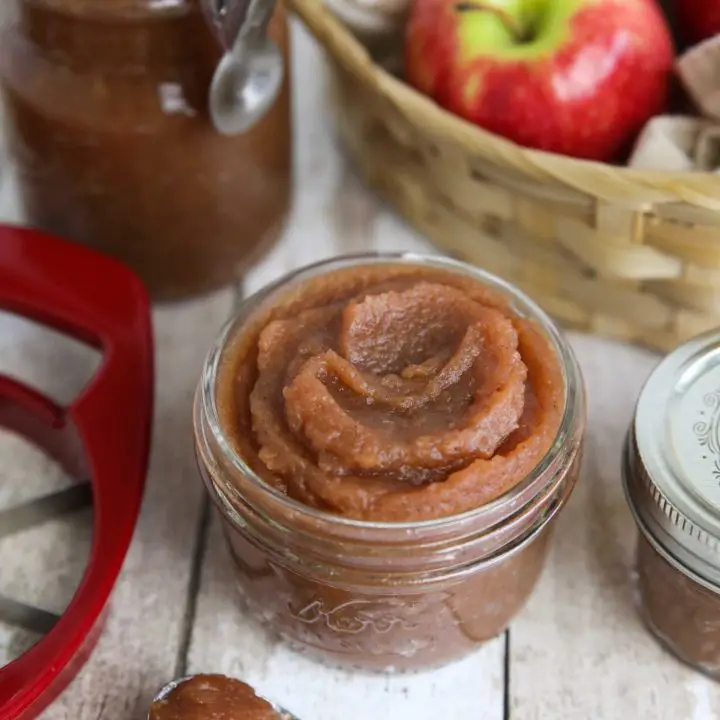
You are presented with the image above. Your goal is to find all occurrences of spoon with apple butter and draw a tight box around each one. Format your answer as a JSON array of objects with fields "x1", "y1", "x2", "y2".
[{"x1": 148, "y1": 674, "x2": 300, "y2": 720}]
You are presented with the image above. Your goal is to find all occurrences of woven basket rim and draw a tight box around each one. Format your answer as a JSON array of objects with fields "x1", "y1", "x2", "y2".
[{"x1": 288, "y1": 0, "x2": 720, "y2": 211}]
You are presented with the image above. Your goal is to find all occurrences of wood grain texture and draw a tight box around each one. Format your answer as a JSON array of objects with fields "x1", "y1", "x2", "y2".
[{"x1": 510, "y1": 337, "x2": 720, "y2": 720}]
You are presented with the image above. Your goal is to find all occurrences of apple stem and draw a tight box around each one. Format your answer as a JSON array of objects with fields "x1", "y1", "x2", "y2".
[{"x1": 453, "y1": 2, "x2": 525, "y2": 42}]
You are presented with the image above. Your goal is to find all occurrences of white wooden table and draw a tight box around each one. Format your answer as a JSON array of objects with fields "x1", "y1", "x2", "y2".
[{"x1": 1, "y1": 21, "x2": 719, "y2": 720}]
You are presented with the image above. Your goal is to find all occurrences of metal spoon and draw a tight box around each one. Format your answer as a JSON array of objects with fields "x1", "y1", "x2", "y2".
[
  {"x1": 148, "y1": 675, "x2": 301, "y2": 720},
  {"x1": 208, "y1": 0, "x2": 284, "y2": 136}
]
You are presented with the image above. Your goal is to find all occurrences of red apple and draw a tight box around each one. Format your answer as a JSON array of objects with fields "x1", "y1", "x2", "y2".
[
  {"x1": 405, "y1": 0, "x2": 675, "y2": 162},
  {"x1": 674, "y1": 0, "x2": 720, "y2": 45}
]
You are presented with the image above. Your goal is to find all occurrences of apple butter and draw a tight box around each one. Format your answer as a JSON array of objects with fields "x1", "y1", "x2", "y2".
[
  {"x1": 149, "y1": 675, "x2": 281, "y2": 720},
  {"x1": 195, "y1": 254, "x2": 586, "y2": 671},
  {"x1": 0, "y1": 0, "x2": 292, "y2": 302},
  {"x1": 623, "y1": 329, "x2": 720, "y2": 681},
  {"x1": 635, "y1": 534, "x2": 720, "y2": 678}
]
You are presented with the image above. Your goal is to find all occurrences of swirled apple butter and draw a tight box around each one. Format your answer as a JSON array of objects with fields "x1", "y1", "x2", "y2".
[
  {"x1": 149, "y1": 675, "x2": 281, "y2": 720},
  {"x1": 196, "y1": 256, "x2": 586, "y2": 671},
  {"x1": 220, "y1": 264, "x2": 564, "y2": 521}
]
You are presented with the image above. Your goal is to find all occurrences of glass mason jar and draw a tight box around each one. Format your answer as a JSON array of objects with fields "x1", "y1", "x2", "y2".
[
  {"x1": 624, "y1": 329, "x2": 720, "y2": 679},
  {"x1": 194, "y1": 254, "x2": 586, "y2": 672},
  {"x1": 0, "y1": 0, "x2": 292, "y2": 302}
]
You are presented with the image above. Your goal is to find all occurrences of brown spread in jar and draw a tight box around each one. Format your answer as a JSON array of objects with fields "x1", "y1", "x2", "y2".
[
  {"x1": 218, "y1": 263, "x2": 565, "y2": 521},
  {"x1": 197, "y1": 256, "x2": 585, "y2": 672},
  {"x1": 149, "y1": 675, "x2": 281, "y2": 720},
  {"x1": 0, "y1": 0, "x2": 292, "y2": 301},
  {"x1": 635, "y1": 534, "x2": 720, "y2": 677}
]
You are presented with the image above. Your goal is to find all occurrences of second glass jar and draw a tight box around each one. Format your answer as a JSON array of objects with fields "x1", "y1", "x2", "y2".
[
  {"x1": 0, "y1": 0, "x2": 292, "y2": 301},
  {"x1": 624, "y1": 329, "x2": 720, "y2": 680}
]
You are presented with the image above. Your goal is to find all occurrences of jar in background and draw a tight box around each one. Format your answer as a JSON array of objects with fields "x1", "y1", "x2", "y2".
[
  {"x1": 0, "y1": 0, "x2": 292, "y2": 302},
  {"x1": 194, "y1": 254, "x2": 586, "y2": 672},
  {"x1": 624, "y1": 330, "x2": 720, "y2": 680}
]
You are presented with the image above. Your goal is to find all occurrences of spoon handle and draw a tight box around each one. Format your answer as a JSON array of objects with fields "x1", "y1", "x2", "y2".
[
  {"x1": 234, "y1": 0, "x2": 276, "y2": 47},
  {"x1": 205, "y1": 0, "x2": 276, "y2": 52}
]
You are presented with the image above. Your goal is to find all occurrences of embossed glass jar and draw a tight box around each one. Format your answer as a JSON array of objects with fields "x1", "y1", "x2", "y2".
[
  {"x1": 624, "y1": 330, "x2": 720, "y2": 680},
  {"x1": 194, "y1": 254, "x2": 586, "y2": 672}
]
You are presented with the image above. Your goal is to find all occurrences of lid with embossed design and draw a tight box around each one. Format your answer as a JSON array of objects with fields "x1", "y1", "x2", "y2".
[{"x1": 623, "y1": 329, "x2": 720, "y2": 589}]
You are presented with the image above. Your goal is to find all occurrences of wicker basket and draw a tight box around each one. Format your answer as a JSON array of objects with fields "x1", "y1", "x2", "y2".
[{"x1": 287, "y1": 0, "x2": 720, "y2": 352}]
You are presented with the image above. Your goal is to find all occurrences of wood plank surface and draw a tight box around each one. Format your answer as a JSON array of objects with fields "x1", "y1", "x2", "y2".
[
  {"x1": 508, "y1": 337, "x2": 720, "y2": 720},
  {"x1": 2, "y1": 13, "x2": 720, "y2": 720}
]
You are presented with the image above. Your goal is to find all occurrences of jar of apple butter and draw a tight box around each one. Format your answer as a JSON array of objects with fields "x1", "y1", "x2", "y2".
[
  {"x1": 194, "y1": 253, "x2": 586, "y2": 672},
  {"x1": 0, "y1": 0, "x2": 291, "y2": 301},
  {"x1": 624, "y1": 329, "x2": 720, "y2": 680}
]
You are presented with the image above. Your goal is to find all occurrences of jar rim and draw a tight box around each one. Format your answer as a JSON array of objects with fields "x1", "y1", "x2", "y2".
[{"x1": 198, "y1": 252, "x2": 585, "y2": 531}]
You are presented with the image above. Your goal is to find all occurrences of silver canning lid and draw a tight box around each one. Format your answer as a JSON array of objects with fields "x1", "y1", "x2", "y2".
[{"x1": 624, "y1": 329, "x2": 720, "y2": 590}]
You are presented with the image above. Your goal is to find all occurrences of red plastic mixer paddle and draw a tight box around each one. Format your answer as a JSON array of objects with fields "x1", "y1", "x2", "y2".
[{"x1": 0, "y1": 226, "x2": 154, "y2": 719}]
